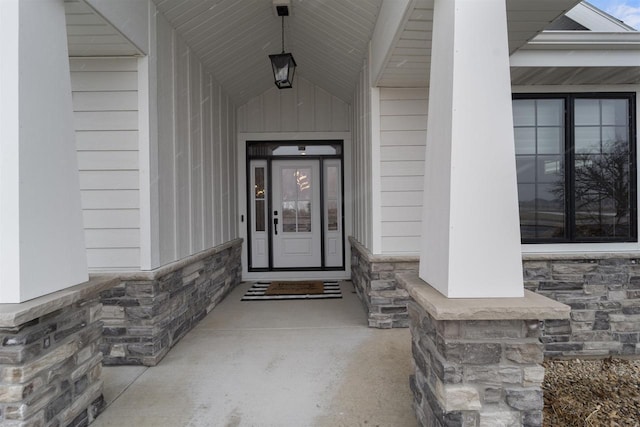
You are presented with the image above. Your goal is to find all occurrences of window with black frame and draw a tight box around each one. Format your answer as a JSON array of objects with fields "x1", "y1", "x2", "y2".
[{"x1": 513, "y1": 93, "x2": 637, "y2": 243}]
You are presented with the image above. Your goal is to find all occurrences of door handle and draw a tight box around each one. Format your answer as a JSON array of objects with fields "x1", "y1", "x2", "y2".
[{"x1": 274, "y1": 218, "x2": 279, "y2": 235}]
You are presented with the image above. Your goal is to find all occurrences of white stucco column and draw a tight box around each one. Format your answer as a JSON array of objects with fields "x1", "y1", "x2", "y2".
[
  {"x1": 419, "y1": 0, "x2": 523, "y2": 298},
  {"x1": 0, "y1": 0, "x2": 88, "y2": 303}
]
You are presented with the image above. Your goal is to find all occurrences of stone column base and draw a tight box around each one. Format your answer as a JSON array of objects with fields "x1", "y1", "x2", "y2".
[
  {"x1": 397, "y1": 273, "x2": 570, "y2": 427},
  {"x1": 0, "y1": 277, "x2": 117, "y2": 427}
]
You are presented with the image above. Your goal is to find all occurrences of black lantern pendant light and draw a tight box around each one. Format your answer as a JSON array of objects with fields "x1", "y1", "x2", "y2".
[{"x1": 269, "y1": 7, "x2": 296, "y2": 89}]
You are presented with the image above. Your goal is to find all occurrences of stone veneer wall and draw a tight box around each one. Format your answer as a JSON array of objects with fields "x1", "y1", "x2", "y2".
[
  {"x1": 350, "y1": 237, "x2": 418, "y2": 328},
  {"x1": 0, "y1": 278, "x2": 118, "y2": 427},
  {"x1": 523, "y1": 254, "x2": 640, "y2": 358},
  {"x1": 100, "y1": 239, "x2": 242, "y2": 366},
  {"x1": 351, "y1": 236, "x2": 640, "y2": 356}
]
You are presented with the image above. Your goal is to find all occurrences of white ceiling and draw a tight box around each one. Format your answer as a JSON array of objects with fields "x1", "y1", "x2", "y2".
[
  {"x1": 65, "y1": 0, "x2": 640, "y2": 105},
  {"x1": 153, "y1": 0, "x2": 382, "y2": 105}
]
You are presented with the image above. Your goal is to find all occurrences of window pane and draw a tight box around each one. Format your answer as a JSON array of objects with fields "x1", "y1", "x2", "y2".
[
  {"x1": 538, "y1": 156, "x2": 562, "y2": 183},
  {"x1": 255, "y1": 200, "x2": 265, "y2": 232},
  {"x1": 513, "y1": 100, "x2": 535, "y2": 126},
  {"x1": 537, "y1": 184, "x2": 566, "y2": 239},
  {"x1": 575, "y1": 127, "x2": 601, "y2": 153},
  {"x1": 327, "y1": 166, "x2": 338, "y2": 199},
  {"x1": 297, "y1": 201, "x2": 311, "y2": 232},
  {"x1": 575, "y1": 99, "x2": 600, "y2": 125},
  {"x1": 514, "y1": 128, "x2": 536, "y2": 155},
  {"x1": 282, "y1": 201, "x2": 297, "y2": 232},
  {"x1": 516, "y1": 156, "x2": 536, "y2": 183},
  {"x1": 601, "y1": 99, "x2": 628, "y2": 126},
  {"x1": 537, "y1": 99, "x2": 563, "y2": 126},
  {"x1": 254, "y1": 168, "x2": 265, "y2": 199},
  {"x1": 602, "y1": 126, "x2": 628, "y2": 149},
  {"x1": 296, "y1": 168, "x2": 312, "y2": 201},
  {"x1": 537, "y1": 127, "x2": 563, "y2": 154},
  {"x1": 328, "y1": 200, "x2": 338, "y2": 231},
  {"x1": 518, "y1": 183, "x2": 537, "y2": 240},
  {"x1": 574, "y1": 151, "x2": 632, "y2": 239}
]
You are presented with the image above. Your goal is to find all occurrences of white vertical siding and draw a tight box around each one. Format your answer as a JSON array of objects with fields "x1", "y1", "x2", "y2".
[
  {"x1": 152, "y1": 9, "x2": 238, "y2": 266},
  {"x1": 379, "y1": 88, "x2": 428, "y2": 254},
  {"x1": 237, "y1": 77, "x2": 350, "y2": 133},
  {"x1": 70, "y1": 57, "x2": 140, "y2": 270},
  {"x1": 351, "y1": 60, "x2": 373, "y2": 250}
]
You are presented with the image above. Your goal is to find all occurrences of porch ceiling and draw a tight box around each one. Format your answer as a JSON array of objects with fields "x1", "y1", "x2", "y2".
[
  {"x1": 152, "y1": 0, "x2": 382, "y2": 105},
  {"x1": 376, "y1": 0, "x2": 584, "y2": 87}
]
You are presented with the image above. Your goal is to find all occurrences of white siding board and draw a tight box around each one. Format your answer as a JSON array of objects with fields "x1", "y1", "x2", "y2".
[
  {"x1": 380, "y1": 130, "x2": 426, "y2": 146},
  {"x1": 81, "y1": 190, "x2": 140, "y2": 209},
  {"x1": 381, "y1": 191, "x2": 423, "y2": 207},
  {"x1": 79, "y1": 171, "x2": 139, "y2": 190},
  {"x1": 202, "y1": 76, "x2": 214, "y2": 249},
  {"x1": 297, "y1": 78, "x2": 315, "y2": 131},
  {"x1": 156, "y1": 12, "x2": 177, "y2": 265},
  {"x1": 380, "y1": 88, "x2": 429, "y2": 100},
  {"x1": 212, "y1": 83, "x2": 222, "y2": 246},
  {"x1": 75, "y1": 131, "x2": 138, "y2": 151},
  {"x1": 70, "y1": 71, "x2": 138, "y2": 91},
  {"x1": 263, "y1": 88, "x2": 281, "y2": 133},
  {"x1": 86, "y1": 248, "x2": 140, "y2": 269},
  {"x1": 380, "y1": 99, "x2": 428, "y2": 116},
  {"x1": 221, "y1": 95, "x2": 230, "y2": 243},
  {"x1": 280, "y1": 85, "x2": 298, "y2": 132},
  {"x1": 85, "y1": 229, "x2": 139, "y2": 248},
  {"x1": 331, "y1": 97, "x2": 348, "y2": 131},
  {"x1": 381, "y1": 222, "x2": 422, "y2": 237},
  {"x1": 77, "y1": 151, "x2": 139, "y2": 170},
  {"x1": 72, "y1": 91, "x2": 138, "y2": 111},
  {"x1": 380, "y1": 115, "x2": 426, "y2": 131},
  {"x1": 382, "y1": 206, "x2": 422, "y2": 222},
  {"x1": 73, "y1": 111, "x2": 137, "y2": 131},
  {"x1": 315, "y1": 87, "x2": 333, "y2": 131},
  {"x1": 69, "y1": 58, "x2": 138, "y2": 72},
  {"x1": 380, "y1": 161, "x2": 425, "y2": 176},
  {"x1": 380, "y1": 146, "x2": 425, "y2": 161},
  {"x1": 190, "y1": 56, "x2": 204, "y2": 253},
  {"x1": 175, "y1": 37, "x2": 191, "y2": 259},
  {"x1": 246, "y1": 97, "x2": 263, "y2": 133},
  {"x1": 83, "y1": 210, "x2": 140, "y2": 229},
  {"x1": 380, "y1": 176, "x2": 424, "y2": 192},
  {"x1": 381, "y1": 237, "x2": 421, "y2": 254}
]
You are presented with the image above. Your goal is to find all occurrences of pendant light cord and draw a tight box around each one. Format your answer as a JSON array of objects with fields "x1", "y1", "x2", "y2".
[{"x1": 281, "y1": 15, "x2": 285, "y2": 53}]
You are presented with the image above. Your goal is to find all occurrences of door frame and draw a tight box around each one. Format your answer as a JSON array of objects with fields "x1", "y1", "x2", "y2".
[{"x1": 238, "y1": 132, "x2": 352, "y2": 282}]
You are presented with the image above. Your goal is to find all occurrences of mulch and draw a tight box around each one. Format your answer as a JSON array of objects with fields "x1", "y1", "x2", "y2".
[{"x1": 543, "y1": 358, "x2": 640, "y2": 426}]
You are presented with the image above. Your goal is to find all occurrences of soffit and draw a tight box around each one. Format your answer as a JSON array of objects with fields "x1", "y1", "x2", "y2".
[
  {"x1": 64, "y1": 0, "x2": 142, "y2": 56},
  {"x1": 377, "y1": 0, "x2": 583, "y2": 87},
  {"x1": 153, "y1": 0, "x2": 382, "y2": 105}
]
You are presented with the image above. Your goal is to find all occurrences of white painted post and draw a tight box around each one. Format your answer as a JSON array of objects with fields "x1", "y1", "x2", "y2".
[
  {"x1": 0, "y1": 0, "x2": 88, "y2": 303},
  {"x1": 419, "y1": 0, "x2": 524, "y2": 298}
]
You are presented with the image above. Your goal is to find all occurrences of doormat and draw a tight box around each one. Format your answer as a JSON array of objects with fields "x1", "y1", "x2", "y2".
[{"x1": 241, "y1": 281, "x2": 342, "y2": 301}]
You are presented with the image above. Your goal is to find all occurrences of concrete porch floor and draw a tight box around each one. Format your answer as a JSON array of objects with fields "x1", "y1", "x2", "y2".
[{"x1": 93, "y1": 281, "x2": 417, "y2": 427}]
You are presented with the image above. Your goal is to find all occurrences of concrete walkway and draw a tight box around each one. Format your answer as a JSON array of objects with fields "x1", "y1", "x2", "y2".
[{"x1": 93, "y1": 281, "x2": 417, "y2": 427}]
